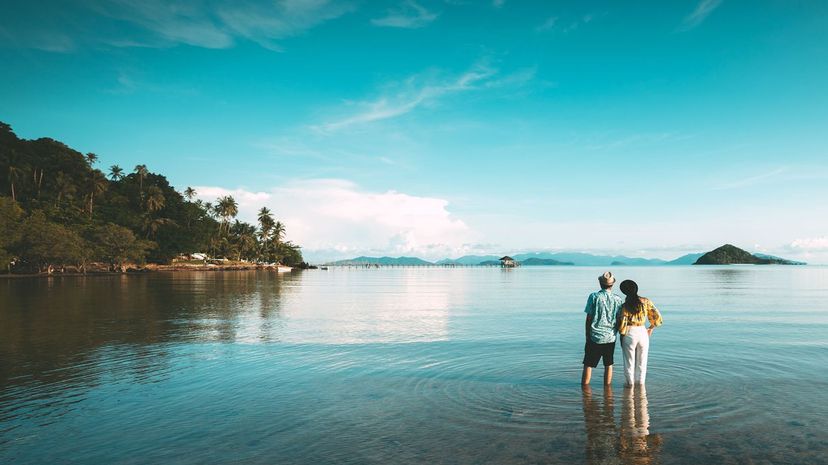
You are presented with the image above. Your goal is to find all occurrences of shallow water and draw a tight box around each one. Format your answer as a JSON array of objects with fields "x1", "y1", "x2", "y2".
[{"x1": 1, "y1": 267, "x2": 827, "y2": 464}]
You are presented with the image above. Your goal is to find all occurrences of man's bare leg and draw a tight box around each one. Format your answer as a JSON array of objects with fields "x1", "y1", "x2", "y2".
[
  {"x1": 581, "y1": 365, "x2": 592, "y2": 385},
  {"x1": 603, "y1": 365, "x2": 612, "y2": 386}
]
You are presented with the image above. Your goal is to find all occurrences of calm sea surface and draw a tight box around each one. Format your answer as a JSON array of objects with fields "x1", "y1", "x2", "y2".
[{"x1": 2, "y1": 267, "x2": 827, "y2": 464}]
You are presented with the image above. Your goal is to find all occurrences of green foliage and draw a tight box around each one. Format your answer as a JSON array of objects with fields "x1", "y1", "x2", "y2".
[
  {"x1": 0, "y1": 197, "x2": 24, "y2": 269},
  {"x1": 0, "y1": 121, "x2": 304, "y2": 273},
  {"x1": 92, "y1": 223, "x2": 154, "y2": 271},
  {"x1": 16, "y1": 210, "x2": 87, "y2": 272},
  {"x1": 277, "y1": 242, "x2": 304, "y2": 267}
]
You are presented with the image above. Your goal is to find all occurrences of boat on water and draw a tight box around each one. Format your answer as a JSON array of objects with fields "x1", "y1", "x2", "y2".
[{"x1": 276, "y1": 266, "x2": 292, "y2": 273}]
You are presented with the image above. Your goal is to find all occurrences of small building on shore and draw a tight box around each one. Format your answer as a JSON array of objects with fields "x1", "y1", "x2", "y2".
[{"x1": 499, "y1": 256, "x2": 519, "y2": 268}]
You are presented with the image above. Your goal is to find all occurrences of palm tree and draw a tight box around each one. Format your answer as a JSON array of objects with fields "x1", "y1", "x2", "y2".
[
  {"x1": 258, "y1": 207, "x2": 274, "y2": 236},
  {"x1": 142, "y1": 215, "x2": 176, "y2": 239},
  {"x1": 257, "y1": 207, "x2": 275, "y2": 261},
  {"x1": 203, "y1": 201, "x2": 214, "y2": 218},
  {"x1": 184, "y1": 186, "x2": 196, "y2": 201},
  {"x1": 7, "y1": 164, "x2": 21, "y2": 201},
  {"x1": 215, "y1": 195, "x2": 238, "y2": 234},
  {"x1": 86, "y1": 153, "x2": 98, "y2": 166},
  {"x1": 134, "y1": 164, "x2": 148, "y2": 193},
  {"x1": 85, "y1": 171, "x2": 108, "y2": 217},
  {"x1": 145, "y1": 186, "x2": 166, "y2": 213},
  {"x1": 230, "y1": 221, "x2": 258, "y2": 261},
  {"x1": 273, "y1": 221, "x2": 286, "y2": 246},
  {"x1": 32, "y1": 167, "x2": 44, "y2": 197},
  {"x1": 257, "y1": 207, "x2": 273, "y2": 224},
  {"x1": 109, "y1": 165, "x2": 124, "y2": 181},
  {"x1": 54, "y1": 171, "x2": 76, "y2": 207}
]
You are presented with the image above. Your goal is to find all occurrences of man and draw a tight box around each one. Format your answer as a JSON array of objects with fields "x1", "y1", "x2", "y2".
[{"x1": 581, "y1": 271, "x2": 623, "y2": 386}]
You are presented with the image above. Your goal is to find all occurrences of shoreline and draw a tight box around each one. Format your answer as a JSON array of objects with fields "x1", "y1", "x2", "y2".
[
  {"x1": 0, "y1": 263, "x2": 296, "y2": 279},
  {"x1": 2, "y1": 262, "x2": 817, "y2": 279}
]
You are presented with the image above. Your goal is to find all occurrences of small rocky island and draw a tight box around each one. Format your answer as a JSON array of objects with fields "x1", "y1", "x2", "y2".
[{"x1": 694, "y1": 244, "x2": 805, "y2": 265}]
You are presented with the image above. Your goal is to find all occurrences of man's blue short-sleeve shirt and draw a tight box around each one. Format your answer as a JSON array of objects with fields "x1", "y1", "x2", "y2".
[{"x1": 584, "y1": 289, "x2": 623, "y2": 343}]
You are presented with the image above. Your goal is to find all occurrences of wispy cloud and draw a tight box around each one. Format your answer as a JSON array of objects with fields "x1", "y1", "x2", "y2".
[
  {"x1": 214, "y1": 0, "x2": 355, "y2": 50},
  {"x1": 492, "y1": 0, "x2": 505, "y2": 8},
  {"x1": 535, "y1": 12, "x2": 600, "y2": 34},
  {"x1": 678, "y1": 0, "x2": 723, "y2": 31},
  {"x1": 584, "y1": 132, "x2": 690, "y2": 151},
  {"x1": 105, "y1": 71, "x2": 200, "y2": 95},
  {"x1": 535, "y1": 16, "x2": 558, "y2": 32},
  {"x1": 371, "y1": 1, "x2": 438, "y2": 29},
  {"x1": 2, "y1": 0, "x2": 354, "y2": 52},
  {"x1": 712, "y1": 167, "x2": 786, "y2": 190},
  {"x1": 314, "y1": 63, "x2": 535, "y2": 132}
]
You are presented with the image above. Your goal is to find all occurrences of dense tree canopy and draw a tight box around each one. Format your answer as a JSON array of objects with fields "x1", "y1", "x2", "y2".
[{"x1": 0, "y1": 122, "x2": 303, "y2": 273}]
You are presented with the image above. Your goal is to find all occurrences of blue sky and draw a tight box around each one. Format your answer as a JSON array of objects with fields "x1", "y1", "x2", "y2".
[{"x1": 2, "y1": 0, "x2": 828, "y2": 262}]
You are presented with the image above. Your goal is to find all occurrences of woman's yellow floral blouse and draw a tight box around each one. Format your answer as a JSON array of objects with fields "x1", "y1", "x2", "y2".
[{"x1": 618, "y1": 298, "x2": 663, "y2": 336}]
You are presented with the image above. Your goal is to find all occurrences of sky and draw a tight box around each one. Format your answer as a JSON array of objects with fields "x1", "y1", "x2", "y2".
[{"x1": 2, "y1": 0, "x2": 828, "y2": 263}]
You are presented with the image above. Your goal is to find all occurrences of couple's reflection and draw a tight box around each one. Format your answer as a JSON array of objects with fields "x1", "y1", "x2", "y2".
[{"x1": 582, "y1": 386, "x2": 663, "y2": 465}]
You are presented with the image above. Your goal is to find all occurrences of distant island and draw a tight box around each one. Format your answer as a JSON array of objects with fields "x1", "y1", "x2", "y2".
[
  {"x1": 693, "y1": 244, "x2": 805, "y2": 265},
  {"x1": 327, "y1": 245, "x2": 805, "y2": 267}
]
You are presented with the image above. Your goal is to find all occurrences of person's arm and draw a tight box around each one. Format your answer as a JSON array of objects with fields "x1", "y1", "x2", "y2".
[
  {"x1": 647, "y1": 300, "x2": 663, "y2": 336},
  {"x1": 585, "y1": 315, "x2": 593, "y2": 341},
  {"x1": 584, "y1": 294, "x2": 594, "y2": 342},
  {"x1": 616, "y1": 307, "x2": 627, "y2": 336}
]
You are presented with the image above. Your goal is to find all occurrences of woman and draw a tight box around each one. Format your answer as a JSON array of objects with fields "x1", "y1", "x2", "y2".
[{"x1": 618, "y1": 280, "x2": 663, "y2": 387}]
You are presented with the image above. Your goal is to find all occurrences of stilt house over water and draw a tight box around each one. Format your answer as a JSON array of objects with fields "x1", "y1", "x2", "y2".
[{"x1": 499, "y1": 256, "x2": 518, "y2": 268}]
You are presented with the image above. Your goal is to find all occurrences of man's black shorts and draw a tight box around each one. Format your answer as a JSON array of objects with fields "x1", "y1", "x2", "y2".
[{"x1": 583, "y1": 340, "x2": 615, "y2": 367}]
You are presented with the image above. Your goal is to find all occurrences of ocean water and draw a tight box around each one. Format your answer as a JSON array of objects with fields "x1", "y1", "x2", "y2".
[{"x1": 1, "y1": 267, "x2": 827, "y2": 464}]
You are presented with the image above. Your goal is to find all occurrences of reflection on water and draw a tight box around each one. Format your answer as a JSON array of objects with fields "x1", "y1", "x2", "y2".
[
  {"x1": 277, "y1": 268, "x2": 458, "y2": 344},
  {"x1": 619, "y1": 387, "x2": 663, "y2": 465},
  {"x1": 582, "y1": 385, "x2": 618, "y2": 464},
  {"x1": 2, "y1": 267, "x2": 828, "y2": 464},
  {"x1": 582, "y1": 386, "x2": 662, "y2": 465}
]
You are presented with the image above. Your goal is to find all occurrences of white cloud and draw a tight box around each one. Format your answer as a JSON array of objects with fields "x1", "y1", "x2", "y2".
[
  {"x1": 371, "y1": 0, "x2": 438, "y2": 29},
  {"x1": 678, "y1": 0, "x2": 723, "y2": 31},
  {"x1": 789, "y1": 237, "x2": 828, "y2": 251},
  {"x1": 191, "y1": 181, "x2": 828, "y2": 264},
  {"x1": 535, "y1": 16, "x2": 558, "y2": 32},
  {"x1": 535, "y1": 11, "x2": 601, "y2": 34},
  {"x1": 780, "y1": 237, "x2": 828, "y2": 264},
  {"x1": 92, "y1": 0, "x2": 234, "y2": 49},
  {"x1": 194, "y1": 179, "x2": 478, "y2": 262},
  {"x1": 314, "y1": 62, "x2": 535, "y2": 132},
  {"x1": 215, "y1": 0, "x2": 354, "y2": 50},
  {"x1": 193, "y1": 185, "x2": 271, "y2": 209},
  {"x1": 4, "y1": 0, "x2": 353, "y2": 52}
]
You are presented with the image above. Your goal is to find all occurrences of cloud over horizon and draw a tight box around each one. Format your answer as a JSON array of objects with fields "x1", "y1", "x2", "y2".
[
  {"x1": 190, "y1": 179, "x2": 828, "y2": 265},
  {"x1": 194, "y1": 179, "x2": 478, "y2": 261}
]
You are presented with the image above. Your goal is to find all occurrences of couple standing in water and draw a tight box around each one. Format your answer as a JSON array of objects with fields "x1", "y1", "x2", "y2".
[{"x1": 581, "y1": 271, "x2": 663, "y2": 387}]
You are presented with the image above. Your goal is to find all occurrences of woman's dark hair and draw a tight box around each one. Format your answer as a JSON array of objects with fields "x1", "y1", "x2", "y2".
[{"x1": 619, "y1": 279, "x2": 644, "y2": 314}]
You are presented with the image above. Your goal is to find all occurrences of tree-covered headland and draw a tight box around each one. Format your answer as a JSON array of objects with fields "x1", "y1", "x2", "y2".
[{"x1": 0, "y1": 122, "x2": 303, "y2": 274}]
